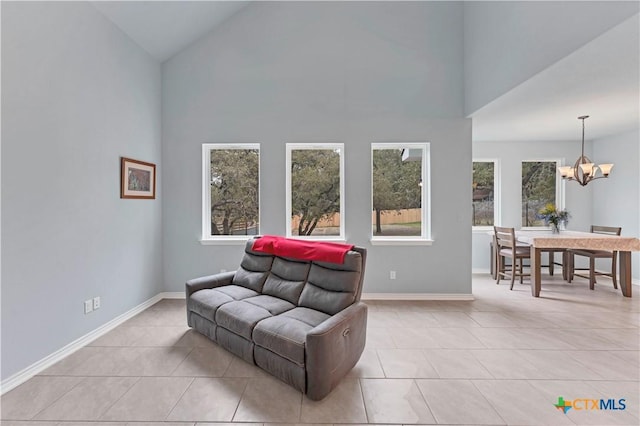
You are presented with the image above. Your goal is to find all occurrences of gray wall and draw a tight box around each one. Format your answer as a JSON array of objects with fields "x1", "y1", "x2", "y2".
[
  {"x1": 162, "y1": 1, "x2": 472, "y2": 295},
  {"x1": 463, "y1": 1, "x2": 639, "y2": 115},
  {"x1": 1, "y1": 2, "x2": 162, "y2": 380},
  {"x1": 471, "y1": 140, "x2": 594, "y2": 272},
  {"x1": 591, "y1": 130, "x2": 640, "y2": 281}
]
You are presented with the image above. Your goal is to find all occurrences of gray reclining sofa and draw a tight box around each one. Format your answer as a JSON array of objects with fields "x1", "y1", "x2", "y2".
[{"x1": 185, "y1": 237, "x2": 367, "y2": 400}]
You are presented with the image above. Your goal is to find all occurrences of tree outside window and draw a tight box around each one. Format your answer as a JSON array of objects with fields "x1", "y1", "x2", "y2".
[
  {"x1": 287, "y1": 144, "x2": 344, "y2": 238},
  {"x1": 202, "y1": 144, "x2": 259, "y2": 239},
  {"x1": 522, "y1": 161, "x2": 558, "y2": 227},
  {"x1": 371, "y1": 144, "x2": 429, "y2": 240},
  {"x1": 472, "y1": 161, "x2": 495, "y2": 226}
]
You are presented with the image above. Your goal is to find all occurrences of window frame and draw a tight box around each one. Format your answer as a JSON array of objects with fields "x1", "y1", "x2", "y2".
[
  {"x1": 285, "y1": 143, "x2": 345, "y2": 241},
  {"x1": 521, "y1": 158, "x2": 565, "y2": 230},
  {"x1": 472, "y1": 158, "x2": 501, "y2": 231},
  {"x1": 370, "y1": 142, "x2": 432, "y2": 245},
  {"x1": 201, "y1": 143, "x2": 261, "y2": 244}
]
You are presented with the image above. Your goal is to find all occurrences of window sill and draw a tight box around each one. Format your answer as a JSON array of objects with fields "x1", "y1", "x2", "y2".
[
  {"x1": 200, "y1": 237, "x2": 251, "y2": 246},
  {"x1": 201, "y1": 236, "x2": 349, "y2": 245},
  {"x1": 370, "y1": 238, "x2": 434, "y2": 246},
  {"x1": 285, "y1": 236, "x2": 347, "y2": 244},
  {"x1": 472, "y1": 226, "x2": 494, "y2": 233}
]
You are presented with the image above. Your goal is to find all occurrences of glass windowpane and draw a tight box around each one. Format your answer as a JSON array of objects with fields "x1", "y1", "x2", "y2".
[
  {"x1": 209, "y1": 148, "x2": 259, "y2": 236},
  {"x1": 372, "y1": 148, "x2": 423, "y2": 237},
  {"x1": 290, "y1": 148, "x2": 341, "y2": 237},
  {"x1": 522, "y1": 161, "x2": 557, "y2": 227},
  {"x1": 472, "y1": 161, "x2": 495, "y2": 226}
]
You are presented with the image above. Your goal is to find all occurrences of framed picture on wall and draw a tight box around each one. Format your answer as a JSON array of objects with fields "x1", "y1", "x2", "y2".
[{"x1": 120, "y1": 157, "x2": 156, "y2": 199}]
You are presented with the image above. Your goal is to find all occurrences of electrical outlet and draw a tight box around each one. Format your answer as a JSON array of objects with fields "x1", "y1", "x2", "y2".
[
  {"x1": 221, "y1": 269, "x2": 227, "y2": 273},
  {"x1": 84, "y1": 300, "x2": 93, "y2": 314},
  {"x1": 93, "y1": 296, "x2": 101, "y2": 310},
  {"x1": 390, "y1": 270, "x2": 396, "y2": 280}
]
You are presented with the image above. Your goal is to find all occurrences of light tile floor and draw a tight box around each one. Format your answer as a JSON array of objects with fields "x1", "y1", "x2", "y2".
[{"x1": 2, "y1": 274, "x2": 639, "y2": 425}]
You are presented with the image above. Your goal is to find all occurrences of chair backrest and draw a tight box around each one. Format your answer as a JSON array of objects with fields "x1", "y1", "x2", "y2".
[
  {"x1": 494, "y1": 226, "x2": 516, "y2": 249},
  {"x1": 591, "y1": 225, "x2": 622, "y2": 236}
]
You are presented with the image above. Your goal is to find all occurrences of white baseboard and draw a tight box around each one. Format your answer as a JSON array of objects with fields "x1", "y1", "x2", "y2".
[
  {"x1": 362, "y1": 293, "x2": 475, "y2": 301},
  {"x1": 159, "y1": 291, "x2": 478, "y2": 301},
  {"x1": 0, "y1": 293, "x2": 164, "y2": 395},
  {"x1": 160, "y1": 291, "x2": 185, "y2": 299},
  {"x1": 157, "y1": 291, "x2": 478, "y2": 301}
]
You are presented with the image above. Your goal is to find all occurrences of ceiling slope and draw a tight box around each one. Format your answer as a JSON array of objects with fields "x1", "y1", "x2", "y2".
[
  {"x1": 91, "y1": 1, "x2": 249, "y2": 62},
  {"x1": 472, "y1": 14, "x2": 640, "y2": 143}
]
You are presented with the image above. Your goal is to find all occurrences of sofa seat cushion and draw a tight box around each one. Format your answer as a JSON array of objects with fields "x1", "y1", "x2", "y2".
[
  {"x1": 253, "y1": 307, "x2": 330, "y2": 366},
  {"x1": 216, "y1": 295, "x2": 295, "y2": 340},
  {"x1": 189, "y1": 285, "x2": 259, "y2": 320}
]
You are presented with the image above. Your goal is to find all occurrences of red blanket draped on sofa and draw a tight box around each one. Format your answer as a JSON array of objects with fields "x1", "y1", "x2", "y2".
[{"x1": 252, "y1": 235, "x2": 354, "y2": 264}]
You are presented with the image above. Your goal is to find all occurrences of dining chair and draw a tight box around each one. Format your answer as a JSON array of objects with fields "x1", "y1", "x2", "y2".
[
  {"x1": 568, "y1": 225, "x2": 622, "y2": 290},
  {"x1": 494, "y1": 226, "x2": 531, "y2": 290}
]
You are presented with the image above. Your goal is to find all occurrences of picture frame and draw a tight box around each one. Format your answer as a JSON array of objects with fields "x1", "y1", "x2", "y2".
[{"x1": 120, "y1": 157, "x2": 156, "y2": 199}]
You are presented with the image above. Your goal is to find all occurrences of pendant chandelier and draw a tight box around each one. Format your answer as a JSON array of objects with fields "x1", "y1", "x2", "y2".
[{"x1": 558, "y1": 115, "x2": 613, "y2": 186}]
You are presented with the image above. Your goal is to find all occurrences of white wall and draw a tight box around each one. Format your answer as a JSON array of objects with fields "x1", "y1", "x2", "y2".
[
  {"x1": 463, "y1": 1, "x2": 639, "y2": 115},
  {"x1": 472, "y1": 140, "x2": 594, "y2": 272},
  {"x1": 1, "y1": 2, "x2": 162, "y2": 380},
  {"x1": 162, "y1": 1, "x2": 472, "y2": 295},
  {"x1": 591, "y1": 130, "x2": 640, "y2": 281}
]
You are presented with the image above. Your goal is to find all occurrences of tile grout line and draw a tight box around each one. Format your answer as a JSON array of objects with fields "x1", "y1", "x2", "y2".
[
  {"x1": 469, "y1": 378, "x2": 509, "y2": 426},
  {"x1": 97, "y1": 376, "x2": 143, "y2": 421},
  {"x1": 27, "y1": 376, "x2": 88, "y2": 421},
  {"x1": 164, "y1": 376, "x2": 196, "y2": 422},
  {"x1": 297, "y1": 383, "x2": 303, "y2": 424},
  {"x1": 356, "y1": 378, "x2": 370, "y2": 424},
  {"x1": 412, "y1": 378, "x2": 437, "y2": 424},
  {"x1": 220, "y1": 348, "x2": 235, "y2": 378},
  {"x1": 93, "y1": 376, "x2": 141, "y2": 421},
  {"x1": 230, "y1": 376, "x2": 251, "y2": 422},
  {"x1": 375, "y1": 348, "x2": 390, "y2": 378},
  {"x1": 168, "y1": 346, "x2": 196, "y2": 377}
]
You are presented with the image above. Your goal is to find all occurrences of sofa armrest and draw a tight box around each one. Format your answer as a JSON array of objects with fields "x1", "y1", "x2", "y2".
[
  {"x1": 305, "y1": 302, "x2": 368, "y2": 400},
  {"x1": 185, "y1": 271, "x2": 236, "y2": 299}
]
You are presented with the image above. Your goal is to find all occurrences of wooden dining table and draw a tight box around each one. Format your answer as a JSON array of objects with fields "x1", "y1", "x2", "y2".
[{"x1": 516, "y1": 230, "x2": 640, "y2": 298}]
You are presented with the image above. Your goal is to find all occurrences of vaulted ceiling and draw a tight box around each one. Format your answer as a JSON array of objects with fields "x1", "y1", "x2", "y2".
[
  {"x1": 471, "y1": 14, "x2": 639, "y2": 143},
  {"x1": 90, "y1": 1, "x2": 639, "y2": 143},
  {"x1": 91, "y1": 1, "x2": 249, "y2": 62}
]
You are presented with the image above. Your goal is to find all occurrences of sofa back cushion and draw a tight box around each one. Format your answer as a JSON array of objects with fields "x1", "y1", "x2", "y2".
[
  {"x1": 262, "y1": 257, "x2": 310, "y2": 304},
  {"x1": 232, "y1": 245, "x2": 274, "y2": 292},
  {"x1": 298, "y1": 250, "x2": 363, "y2": 315},
  {"x1": 237, "y1": 238, "x2": 366, "y2": 315}
]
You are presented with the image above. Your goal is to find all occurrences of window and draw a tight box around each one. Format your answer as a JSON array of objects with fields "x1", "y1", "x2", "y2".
[
  {"x1": 371, "y1": 143, "x2": 431, "y2": 243},
  {"x1": 201, "y1": 144, "x2": 260, "y2": 242},
  {"x1": 286, "y1": 143, "x2": 344, "y2": 239},
  {"x1": 472, "y1": 160, "x2": 499, "y2": 227},
  {"x1": 521, "y1": 160, "x2": 563, "y2": 227}
]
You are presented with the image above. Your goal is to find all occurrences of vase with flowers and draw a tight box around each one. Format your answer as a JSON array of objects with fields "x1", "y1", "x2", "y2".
[{"x1": 537, "y1": 204, "x2": 570, "y2": 233}]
